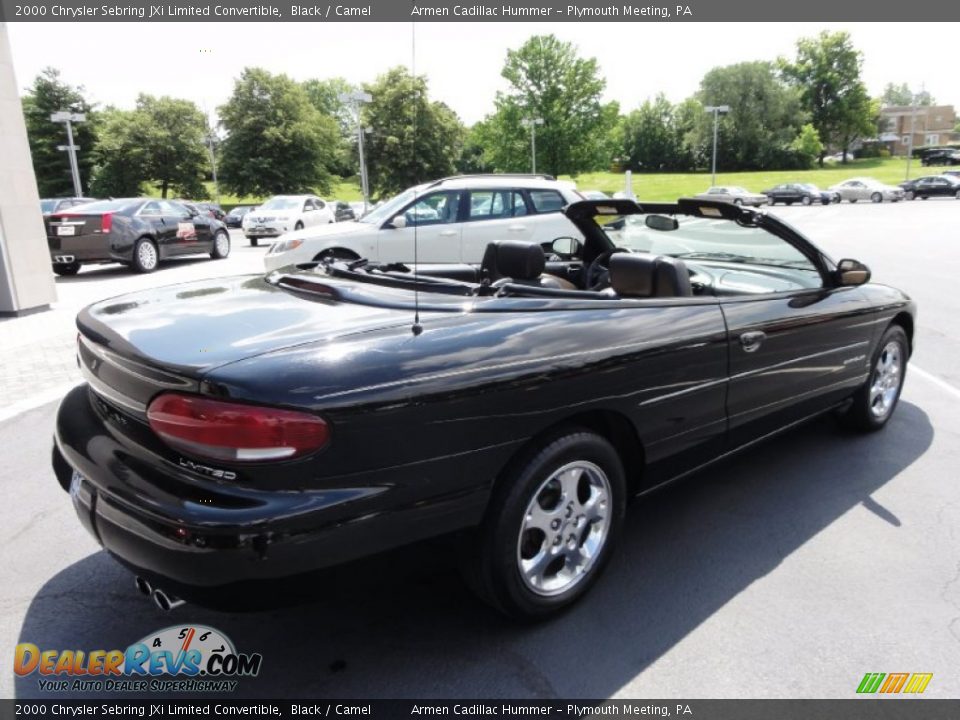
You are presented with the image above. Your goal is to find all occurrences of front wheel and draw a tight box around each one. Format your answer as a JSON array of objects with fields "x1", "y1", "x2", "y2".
[
  {"x1": 839, "y1": 325, "x2": 909, "y2": 432},
  {"x1": 132, "y1": 238, "x2": 158, "y2": 273},
  {"x1": 871, "y1": 192, "x2": 883, "y2": 203},
  {"x1": 467, "y1": 429, "x2": 626, "y2": 619},
  {"x1": 210, "y1": 230, "x2": 230, "y2": 259},
  {"x1": 801, "y1": 195, "x2": 812, "y2": 206},
  {"x1": 294, "y1": 221, "x2": 304, "y2": 231},
  {"x1": 905, "y1": 191, "x2": 915, "y2": 201}
]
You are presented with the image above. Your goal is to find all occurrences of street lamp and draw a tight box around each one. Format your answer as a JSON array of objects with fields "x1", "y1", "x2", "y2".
[
  {"x1": 704, "y1": 105, "x2": 730, "y2": 187},
  {"x1": 339, "y1": 91, "x2": 373, "y2": 212},
  {"x1": 50, "y1": 110, "x2": 85, "y2": 197},
  {"x1": 521, "y1": 117, "x2": 544, "y2": 174},
  {"x1": 206, "y1": 129, "x2": 220, "y2": 205}
]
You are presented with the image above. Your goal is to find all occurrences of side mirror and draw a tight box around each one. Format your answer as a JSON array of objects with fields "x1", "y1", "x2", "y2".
[
  {"x1": 836, "y1": 258, "x2": 871, "y2": 286},
  {"x1": 551, "y1": 237, "x2": 581, "y2": 256},
  {"x1": 389, "y1": 215, "x2": 407, "y2": 229}
]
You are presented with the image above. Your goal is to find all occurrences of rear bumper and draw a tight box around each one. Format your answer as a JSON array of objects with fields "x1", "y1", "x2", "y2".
[
  {"x1": 53, "y1": 384, "x2": 493, "y2": 604},
  {"x1": 47, "y1": 236, "x2": 127, "y2": 264}
]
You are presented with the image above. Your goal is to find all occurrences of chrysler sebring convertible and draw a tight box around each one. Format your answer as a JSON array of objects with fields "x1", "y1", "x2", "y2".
[{"x1": 52, "y1": 198, "x2": 915, "y2": 619}]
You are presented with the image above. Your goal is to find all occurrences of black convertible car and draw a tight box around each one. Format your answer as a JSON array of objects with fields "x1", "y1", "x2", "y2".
[
  {"x1": 46, "y1": 198, "x2": 231, "y2": 275},
  {"x1": 52, "y1": 198, "x2": 915, "y2": 619}
]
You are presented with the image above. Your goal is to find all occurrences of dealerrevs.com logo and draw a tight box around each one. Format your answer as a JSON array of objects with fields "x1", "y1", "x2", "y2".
[
  {"x1": 856, "y1": 672, "x2": 933, "y2": 694},
  {"x1": 14, "y1": 625, "x2": 262, "y2": 693}
]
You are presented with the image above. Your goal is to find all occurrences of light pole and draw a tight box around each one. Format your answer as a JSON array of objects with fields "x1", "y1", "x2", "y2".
[
  {"x1": 50, "y1": 111, "x2": 85, "y2": 196},
  {"x1": 904, "y1": 86, "x2": 923, "y2": 181},
  {"x1": 521, "y1": 117, "x2": 544, "y2": 174},
  {"x1": 207, "y1": 129, "x2": 220, "y2": 205},
  {"x1": 704, "y1": 105, "x2": 729, "y2": 187},
  {"x1": 340, "y1": 91, "x2": 373, "y2": 212}
]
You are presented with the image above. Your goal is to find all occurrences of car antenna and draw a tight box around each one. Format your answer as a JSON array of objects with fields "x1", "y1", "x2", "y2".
[{"x1": 410, "y1": 21, "x2": 423, "y2": 337}]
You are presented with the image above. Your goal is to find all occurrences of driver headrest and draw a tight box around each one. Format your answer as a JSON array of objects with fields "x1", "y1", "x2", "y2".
[
  {"x1": 482, "y1": 241, "x2": 545, "y2": 281},
  {"x1": 609, "y1": 253, "x2": 693, "y2": 298}
]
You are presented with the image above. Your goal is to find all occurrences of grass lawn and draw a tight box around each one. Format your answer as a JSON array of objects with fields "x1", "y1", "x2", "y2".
[
  {"x1": 566, "y1": 157, "x2": 927, "y2": 201},
  {"x1": 200, "y1": 178, "x2": 364, "y2": 209}
]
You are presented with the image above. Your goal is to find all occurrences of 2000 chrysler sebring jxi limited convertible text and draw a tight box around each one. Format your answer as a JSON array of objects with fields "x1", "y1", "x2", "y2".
[{"x1": 52, "y1": 198, "x2": 915, "y2": 619}]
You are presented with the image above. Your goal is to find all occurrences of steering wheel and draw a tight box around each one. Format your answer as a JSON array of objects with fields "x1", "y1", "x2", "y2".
[{"x1": 585, "y1": 248, "x2": 629, "y2": 290}]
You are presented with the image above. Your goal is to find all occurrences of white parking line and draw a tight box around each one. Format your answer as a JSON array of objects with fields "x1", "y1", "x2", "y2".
[
  {"x1": 910, "y1": 364, "x2": 960, "y2": 400},
  {"x1": 0, "y1": 382, "x2": 80, "y2": 424}
]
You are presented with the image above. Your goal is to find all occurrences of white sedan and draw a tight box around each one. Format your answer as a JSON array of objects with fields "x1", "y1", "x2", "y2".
[
  {"x1": 828, "y1": 178, "x2": 904, "y2": 204},
  {"x1": 241, "y1": 195, "x2": 334, "y2": 246}
]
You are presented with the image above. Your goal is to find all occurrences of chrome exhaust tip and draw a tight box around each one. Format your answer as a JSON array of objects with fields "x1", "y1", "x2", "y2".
[
  {"x1": 135, "y1": 576, "x2": 153, "y2": 597},
  {"x1": 152, "y1": 588, "x2": 185, "y2": 612}
]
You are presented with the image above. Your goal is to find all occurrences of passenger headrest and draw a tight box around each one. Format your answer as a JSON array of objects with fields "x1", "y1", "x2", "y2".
[
  {"x1": 482, "y1": 241, "x2": 545, "y2": 281},
  {"x1": 609, "y1": 253, "x2": 656, "y2": 297},
  {"x1": 609, "y1": 253, "x2": 694, "y2": 298}
]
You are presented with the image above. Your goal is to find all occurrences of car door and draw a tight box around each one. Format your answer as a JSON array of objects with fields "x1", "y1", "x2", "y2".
[
  {"x1": 716, "y1": 222, "x2": 878, "y2": 447},
  {"x1": 137, "y1": 201, "x2": 178, "y2": 255},
  {"x1": 377, "y1": 190, "x2": 464, "y2": 263},
  {"x1": 926, "y1": 176, "x2": 952, "y2": 197},
  {"x1": 163, "y1": 201, "x2": 207, "y2": 255},
  {"x1": 460, "y1": 189, "x2": 534, "y2": 262}
]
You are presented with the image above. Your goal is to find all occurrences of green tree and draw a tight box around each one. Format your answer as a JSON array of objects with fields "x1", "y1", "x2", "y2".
[
  {"x1": 362, "y1": 67, "x2": 465, "y2": 197},
  {"x1": 881, "y1": 83, "x2": 935, "y2": 107},
  {"x1": 618, "y1": 94, "x2": 697, "y2": 172},
  {"x1": 302, "y1": 77, "x2": 357, "y2": 177},
  {"x1": 135, "y1": 95, "x2": 210, "y2": 199},
  {"x1": 21, "y1": 68, "x2": 97, "y2": 197},
  {"x1": 477, "y1": 34, "x2": 619, "y2": 176},
  {"x1": 694, "y1": 61, "x2": 807, "y2": 171},
  {"x1": 779, "y1": 31, "x2": 874, "y2": 166},
  {"x1": 88, "y1": 107, "x2": 148, "y2": 197},
  {"x1": 791, "y1": 123, "x2": 824, "y2": 168},
  {"x1": 218, "y1": 68, "x2": 340, "y2": 197}
]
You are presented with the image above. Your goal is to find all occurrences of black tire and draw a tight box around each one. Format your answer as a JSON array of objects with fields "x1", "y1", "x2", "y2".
[
  {"x1": 921, "y1": 196, "x2": 929, "y2": 201},
  {"x1": 801, "y1": 195, "x2": 812, "y2": 206},
  {"x1": 839, "y1": 325, "x2": 909, "y2": 432},
  {"x1": 52, "y1": 261, "x2": 80, "y2": 277},
  {"x1": 905, "y1": 191, "x2": 915, "y2": 201},
  {"x1": 248, "y1": 236, "x2": 259, "y2": 247},
  {"x1": 832, "y1": 195, "x2": 841, "y2": 204},
  {"x1": 467, "y1": 429, "x2": 626, "y2": 620},
  {"x1": 871, "y1": 192, "x2": 882, "y2": 203},
  {"x1": 955, "y1": 190, "x2": 960, "y2": 200},
  {"x1": 733, "y1": 198, "x2": 743, "y2": 206},
  {"x1": 131, "y1": 238, "x2": 159, "y2": 273},
  {"x1": 313, "y1": 248, "x2": 360, "y2": 263},
  {"x1": 210, "y1": 230, "x2": 230, "y2": 259},
  {"x1": 849, "y1": 198, "x2": 858, "y2": 203},
  {"x1": 294, "y1": 221, "x2": 304, "y2": 231}
]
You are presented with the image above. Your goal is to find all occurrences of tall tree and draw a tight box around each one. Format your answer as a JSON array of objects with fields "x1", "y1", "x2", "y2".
[
  {"x1": 135, "y1": 94, "x2": 210, "y2": 199},
  {"x1": 881, "y1": 83, "x2": 935, "y2": 107},
  {"x1": 695, "y1": 61, "x2": 807, "y2": 171},
  {"x1": 779, "y1": 31, "x2": 874, "y2": 166},
  {"x1": 218, "y1": 68, "x2": 340, "y2": 197},
  {"x1": 619, "y1": 94, "x2": 697, "y2": 172},
  {"x1": 362, "y1": 67, "x2": 465, "y2": 197},
  {"x1": 21, "y1": 68, "x2": 97, "y2": 197},
  {"x1": 302, "y1": 77, "x2": 357, "y2": 177},
  {"x1": 477, "y1": 34, "x2": 619, "y2": 176},
  {"x1": 88, "y1": 107, "x2": 148, "y2": 198}
]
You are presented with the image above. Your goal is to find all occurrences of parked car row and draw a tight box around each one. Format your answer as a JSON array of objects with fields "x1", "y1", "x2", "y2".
[
  {"x1": 899, "y1": 174, "x2": 960, "y2": 200},
  {"x1": 695, "y1": 176, "x2": 912, "y2": 207}
]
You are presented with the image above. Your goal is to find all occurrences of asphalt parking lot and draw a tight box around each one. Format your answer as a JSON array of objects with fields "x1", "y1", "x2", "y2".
[{"x1": 2, "y1": 202, "x2": 960, "y2": 699}]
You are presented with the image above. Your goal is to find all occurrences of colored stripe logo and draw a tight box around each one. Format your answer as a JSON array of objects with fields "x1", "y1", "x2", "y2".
[{"x1": 857, "y1": 672, "x2": 932, "y2": 694}]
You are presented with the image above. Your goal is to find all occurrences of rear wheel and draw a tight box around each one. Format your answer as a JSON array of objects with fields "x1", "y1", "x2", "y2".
[
  {"x1": 210, "y1": 230, "x2": 230, "y2": 259},
  {"x1": 839, "y1": 325, "x2": 908, "y2": 432},
  {"x1": 247, "y1": 236, "x2": 259, "y2": 247},
  {"x1": 52, "y1": 261, "x2": 80, "y2": 277},
  {"x1": 132, "y1": 238, "x2": 158, "y2": 273},
  {"x1": 467, "y1": 429, "x2": 626, "y2": 619},
  {"x1": 801, "y1": 195, "x2": 812, "y2": 206},
  {"x1": 905, "y1": 190, "x2": 915, "y2": 200},
  {"x1": 871, "y1": 192, "x2": 883, "y2": 203},
  {"x1": 733, "y1": 198, "x2": 743, "y2": 206}
]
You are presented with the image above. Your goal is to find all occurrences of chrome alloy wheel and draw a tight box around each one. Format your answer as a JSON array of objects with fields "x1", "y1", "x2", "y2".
[
  {"x1": 516, "y1": 461, "x2": 611, "y2": 597},
  {"x1": 138, "y1": 241, "x2": 158, "y2": 270},
  {"x1": 215, "y1": 232, "x2": 230, "y2": 256},
  {"x1": 869, "y1": 341, "x2": 902, "y2": 419}
]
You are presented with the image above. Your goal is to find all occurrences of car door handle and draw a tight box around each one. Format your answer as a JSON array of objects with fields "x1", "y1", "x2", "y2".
[
  {"x1": 439, "y1": 230, "x2": 457, "y2": 237},
  {"x1": 740, "y1": 331, "x2": 766, "y2": 352},
  {"x1": 507, "y1": 225, "x2": 526, "y2": 232}
]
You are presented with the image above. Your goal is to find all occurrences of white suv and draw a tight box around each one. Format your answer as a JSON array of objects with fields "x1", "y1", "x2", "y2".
[
  {"x1": 263, "y1": 175, "x2": 584, "y2": 271},
  {"x1": 242, "y1": 195, "x2": 335, "y2": 246}
]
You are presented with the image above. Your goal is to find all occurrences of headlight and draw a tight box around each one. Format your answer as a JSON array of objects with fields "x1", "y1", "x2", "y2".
[{"x1": 269, "y1": 238, "x2": 304, "y2": 255}]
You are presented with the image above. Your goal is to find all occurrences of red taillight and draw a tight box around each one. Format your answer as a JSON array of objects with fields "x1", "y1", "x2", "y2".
[
  {"x1": 146, "y1": 393, "x2": 329, "y2": 463},
  {"x1": 101, "y1": 212, "x2": 114, "y2": 233}
]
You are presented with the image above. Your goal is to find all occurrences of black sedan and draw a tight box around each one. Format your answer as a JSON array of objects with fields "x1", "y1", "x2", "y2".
[
  {"x1": 46, "y1": 198, "x2": 231, "y2": 275},
  {"x1": 899, "y1": 174, "x2": 960, "y2": 200},
  {"x1": 920, "y1": 149, "x2": 960, "y2": 166},
  {"x1": 763, "y1": 183, "x2": 838, "y2": 205},
  {"x1": 333, "y1": 200, "x2": 357, "y2": 222},
  {"x1": 224, "y1": 205, "x2": 254, "y2": 228},
  {"x1": 53, "y1": 198, "x2": 914, "y2": 619}
]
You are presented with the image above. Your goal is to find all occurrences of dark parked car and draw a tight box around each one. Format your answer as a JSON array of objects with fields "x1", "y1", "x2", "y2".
[
  {"x1": 224, "y1": 205, "x2": 255, "y2": 228},
  {"x1": 197, "y1": 202, "x2": 226, "y2": 221},
  {"x1": 46, "y1": 198, "x2": 231, "y2": 276},
  {"x1": 762, "y1": 183, "x2": 838, "y2": 206},
  {"x1": 53, "y1": 198, "x2": 914, "y2": 618},
  {"x1": 333, "y1": 200, "x2": 357, "y2": 222},
  {"x1": 921, "y1": 149, "x2": 960, "y2": 166},
  {"x1": 942, "y1": 170, "x2": 960, "y2": 179},
  {"x1": 40, "y1": 197, "x2": 97, "y2": 216},
  {"x1": 899, "y1": 175, "x2": 960, "y2": 200}
]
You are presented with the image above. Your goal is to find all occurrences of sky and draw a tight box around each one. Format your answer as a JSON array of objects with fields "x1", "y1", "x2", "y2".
[{"x1": 6, "y1": 22, "x2": 956, "y2": 126}]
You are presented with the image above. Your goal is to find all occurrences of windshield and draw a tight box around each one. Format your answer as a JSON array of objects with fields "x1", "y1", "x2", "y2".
[
  {"x1": 800, "y1": 184, "x2": 820, "y2": 191},
  {"x1": 358, "y1": 187, "x2": 425, "y2": 225},
  {"x1": 604, "y1": 214, "x2": 818, "y2": 272},
  {"x1": 261, "y1": 197, "x2": 302, "y2": 210},
  {"x1": 729, "y1": 187, "x2": 750, "y2": 194}
]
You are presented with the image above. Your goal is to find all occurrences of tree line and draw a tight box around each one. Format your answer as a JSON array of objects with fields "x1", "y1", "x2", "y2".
[{"x1": 23, "y1": 31, "x2": 952, "y2": 202}]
